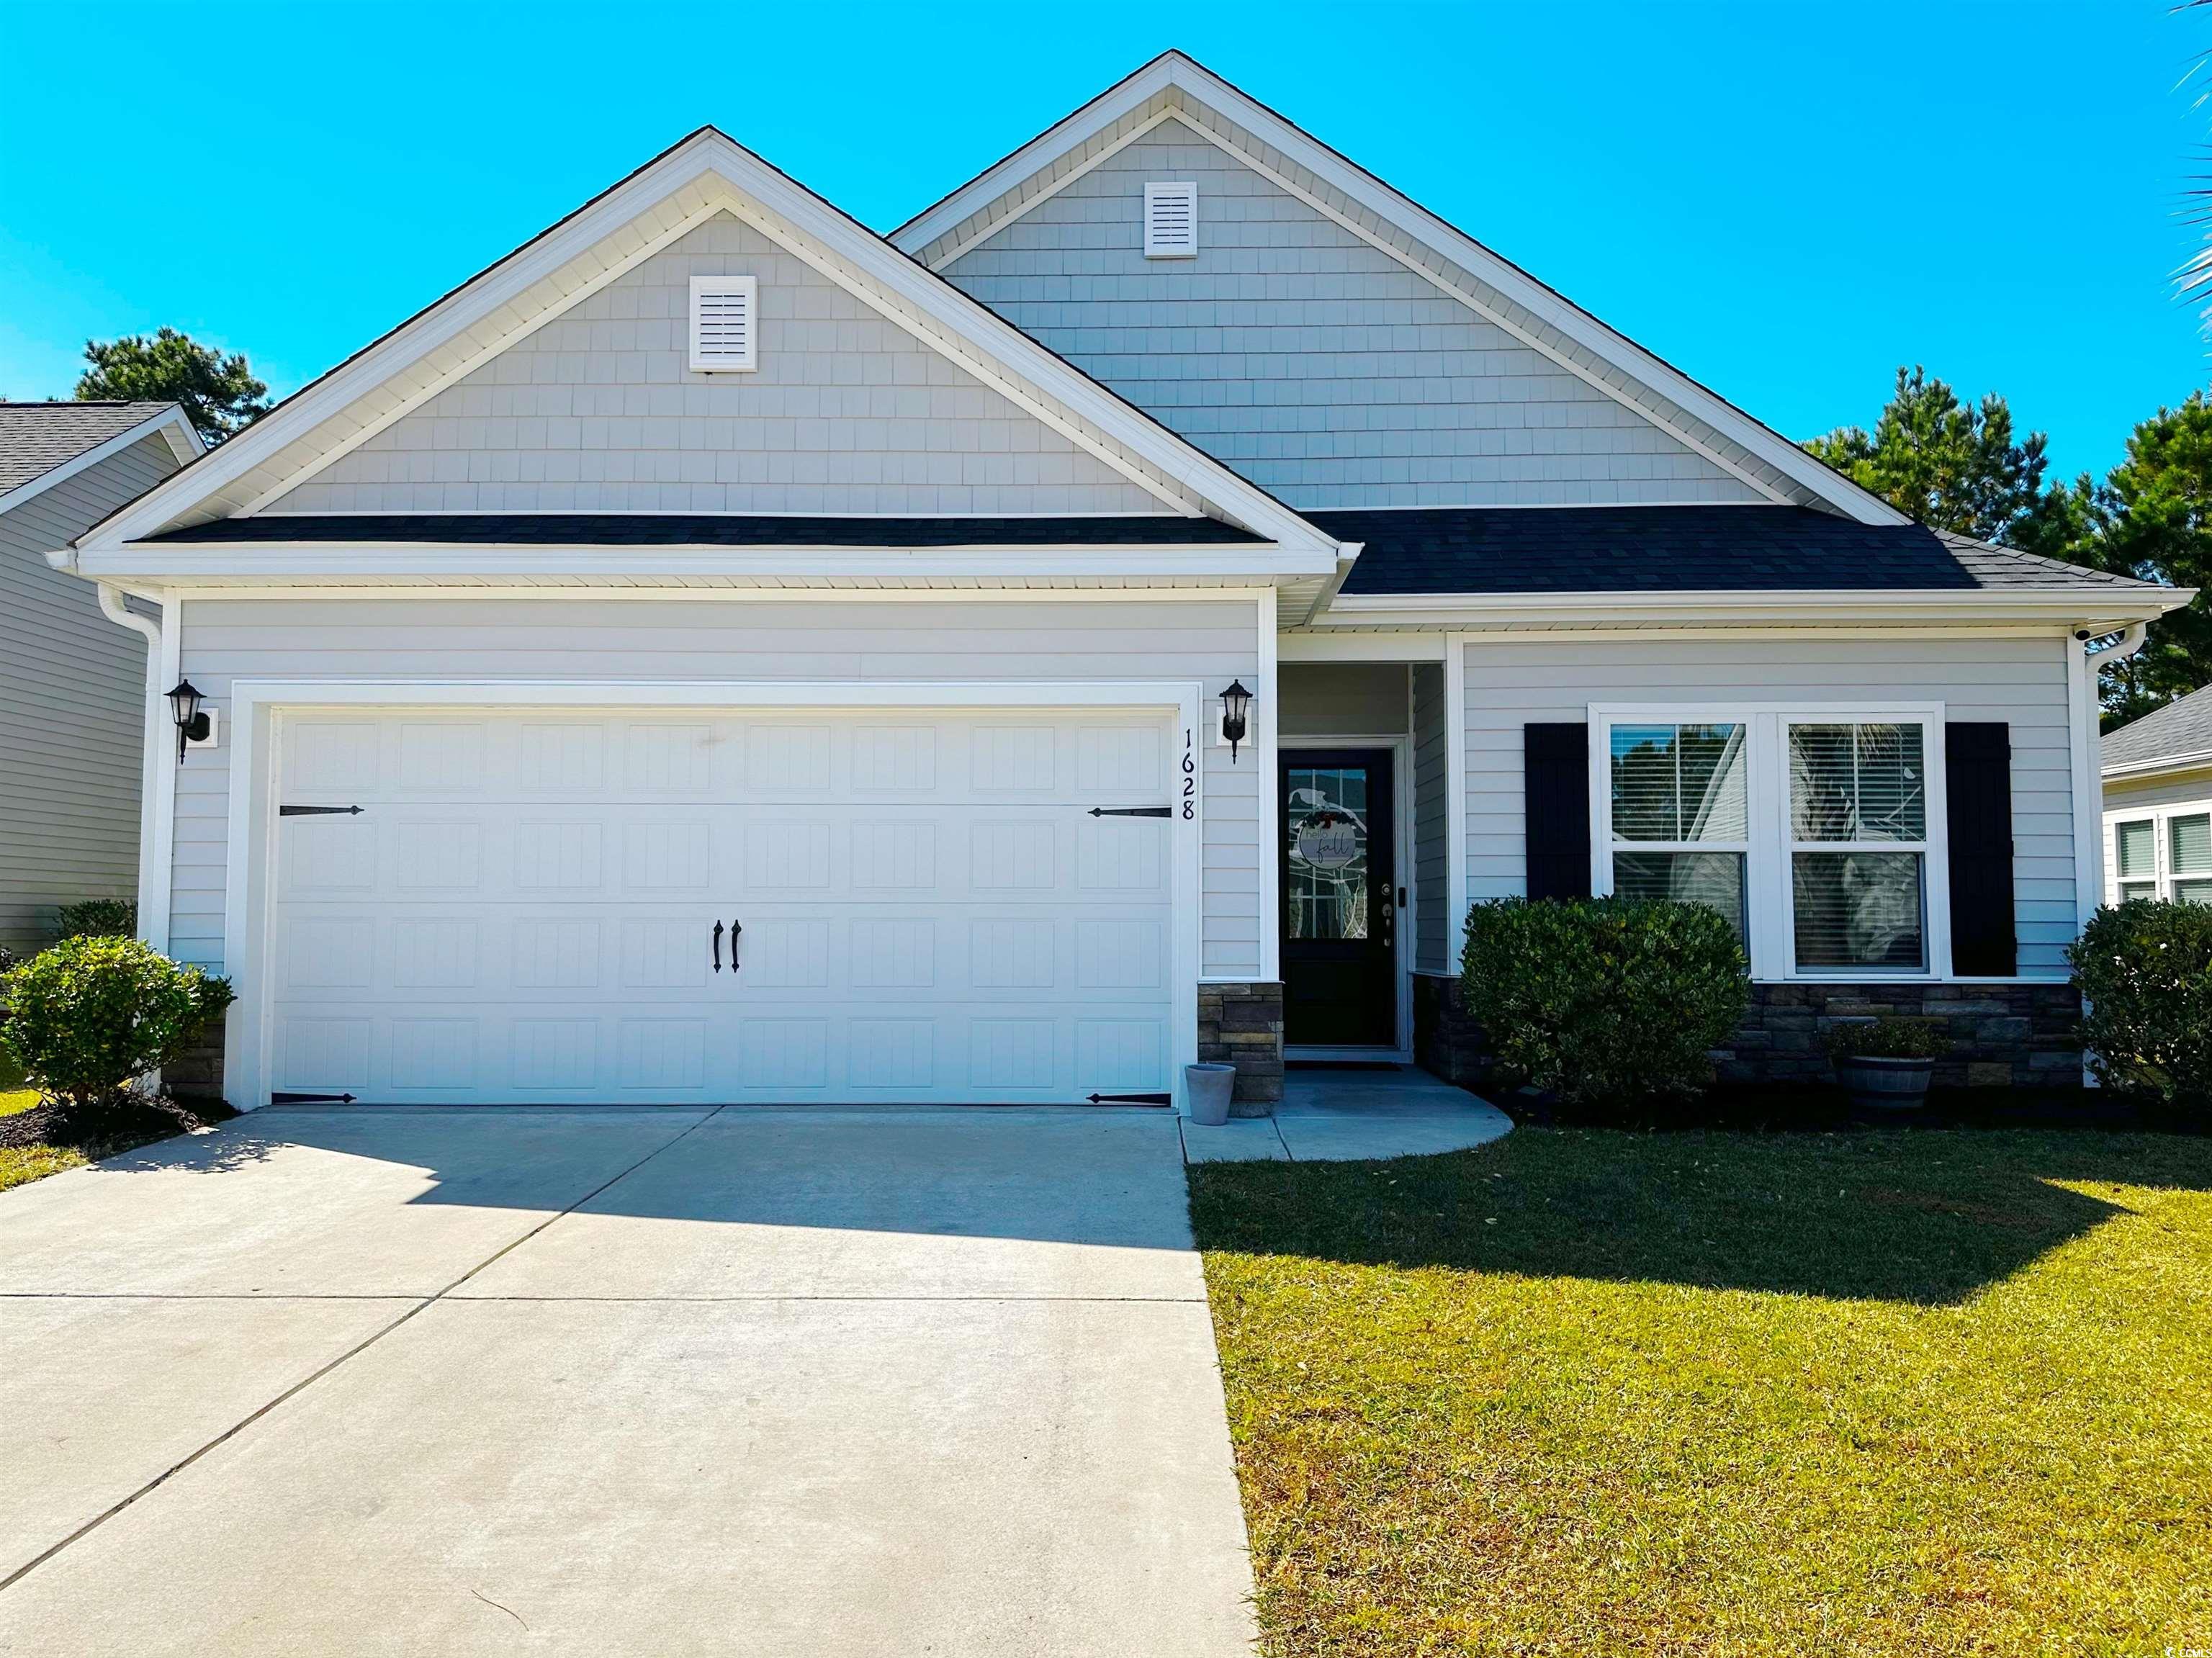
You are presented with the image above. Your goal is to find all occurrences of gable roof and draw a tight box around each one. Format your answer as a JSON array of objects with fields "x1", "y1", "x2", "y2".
[
  {"x1": 2104, "y1": 684, "x2": 2212, "y2": 777},
  {"x1": 0, "y1": 402, "x2": 199, "y2": 515},
  {"x1": 72, "y1": 127, "x2": 1339, "y2": 563},
  {"x1": 894, "y1": 52, "x2": 1907, "y2": 527},
  {"x1": 1316, "y1": 506, "x2": 2169, "y2": 596}
]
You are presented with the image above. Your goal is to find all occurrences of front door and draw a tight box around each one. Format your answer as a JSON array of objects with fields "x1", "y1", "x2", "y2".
[{"x1": 1280, "y1": 749, "x2": 1396, "y2": 1047}]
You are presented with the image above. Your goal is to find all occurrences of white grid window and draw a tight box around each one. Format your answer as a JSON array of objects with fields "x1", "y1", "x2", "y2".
[
  {"x1": 1591, "y1": 706, "x2": 1951, "y2": 981},
  {"x1": 2108, "y1": 808, "x2": 2212, "y2": 905}
]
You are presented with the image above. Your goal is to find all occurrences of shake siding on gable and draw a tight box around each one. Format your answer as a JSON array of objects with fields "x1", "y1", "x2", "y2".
[
  {"x1": 1455, "y1": 635, "x2": 2081, "y2": 977},
  {"x1": 269, "y1": 215, "x2": 1161, "y2": 517},
  {"x1": 941, "y1": 121, "x2": 1766, "y2": 510},
  {"x1": 0, "y1": 431, "x2": 176, "y2": 949},
  {"x1": 165, "y1": 597, "x2": 1264, "y2": 978}
]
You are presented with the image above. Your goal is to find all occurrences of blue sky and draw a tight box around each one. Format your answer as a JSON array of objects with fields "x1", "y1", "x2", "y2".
[{"x1": 0, "y1": 0, "x2": 2204, "y2": 482}]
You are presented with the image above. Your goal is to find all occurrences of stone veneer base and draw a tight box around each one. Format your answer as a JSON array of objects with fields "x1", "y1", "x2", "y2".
[
  {"x1": 1197, "y1": 981, "x2": 1286, "y2": 1117},
  {"x1": 1415, "y1": 973, "x2": 2082, "y2": 1092}
]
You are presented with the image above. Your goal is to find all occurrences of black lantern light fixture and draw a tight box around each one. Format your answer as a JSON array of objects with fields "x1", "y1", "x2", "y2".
[
  {"x1": 167, "y1": 679, "x2": 209, "y2": 762},
  {"x1": 1220, "y1": 679, "x2": 1253, "y2": 763}
]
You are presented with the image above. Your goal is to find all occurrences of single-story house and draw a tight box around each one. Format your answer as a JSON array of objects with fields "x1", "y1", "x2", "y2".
[
  {"x1": 47, "y1": 53, "x2": 2186, "y2": 1110},
  {"x1": 2103, "y1": 685, "x2": 2212, "y2": 906},
  {"x1": 0, "y1": 401, "x2": 200, "y2": 953}
]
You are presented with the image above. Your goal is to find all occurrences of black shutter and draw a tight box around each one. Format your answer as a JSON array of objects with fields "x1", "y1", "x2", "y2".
[
  {"x1": 1945, "y1": 721, "x2": 2016, "y2": 976},
  {"x1": 1525, "y1": 723, "x2": 1592, "y2": 901}
]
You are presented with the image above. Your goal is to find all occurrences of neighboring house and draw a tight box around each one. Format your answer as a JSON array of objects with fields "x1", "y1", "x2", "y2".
[
  {"x1": 45, "y1": 54, "x2": 2186, "y2": 1111},
  {"x1": 0, "y1": 402, "x2": 200, "y2": 953},
  {"x1": 2103, "y1": 685, "x2": 2212, "y2": 906}
]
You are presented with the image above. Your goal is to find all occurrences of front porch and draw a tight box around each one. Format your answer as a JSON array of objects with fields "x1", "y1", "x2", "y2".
[{"x1": 1179, "y1": 1064, "x2": 1511, "y2": 1164}]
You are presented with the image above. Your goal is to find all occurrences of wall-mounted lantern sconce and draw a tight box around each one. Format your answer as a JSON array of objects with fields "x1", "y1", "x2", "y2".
[
  {"x1": 1220, "y1": 679, "x2": 1253, "y2": 763},
  {"x1": 167, "y1": 679, "x2": 209, "y2": 762}
]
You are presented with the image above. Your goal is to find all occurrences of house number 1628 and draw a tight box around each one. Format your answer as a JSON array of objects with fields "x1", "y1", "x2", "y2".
[{"x1": 1182, "y1": 729, "x2": 1196, "y2": 819}]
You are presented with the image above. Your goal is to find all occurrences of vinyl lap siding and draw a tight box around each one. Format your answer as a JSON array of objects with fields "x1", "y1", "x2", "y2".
[
  {"x1": 168, "y1": 597, "x2": 1262, "y2": 978},
  {"x1": 1411, "y1": 662, "x2": 1449, "y2": 975},
  {"x1": 1457, "y1": 635, "x2": 2080, "y2": 977},
  {"x1": 269, "y1": 215, "x2": 1159, "y2": 518},
  {"x1": 0, "y1": 433, "x2": 175, "y2": 950},
  {"x1": 942, "y1": 120, "x2": 1764, "y2": 511}
]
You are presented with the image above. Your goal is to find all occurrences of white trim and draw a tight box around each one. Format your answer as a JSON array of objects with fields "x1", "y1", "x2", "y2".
[
  {"x1": 2068, "y1": 636, "x2": 2101, "y2": 934},
  {"x1": 140, "y1": 582, "x2": 1280, "y2": 606},
  {"x1": 1278, "y1": 630, "x2": 1448, "y2": 663},
  {"x1": 74, "y1": 541, "x2": 1334, "y2": 585},
  {"x1": 2103, "y1": 800, "x2": 2212, "y2": 905},
  {"x1": 95, "y1": 586, "x2": 173, "y2": 955},
  {"x1": 893, "y1": 54, "x2": 1905, "y2": 524},
  {"x1": 2104, "y1": 748, "x2": 2212, "y2": 783},
  {"x1": 1257, "y1": 586, "x2": 1280, "y2": 983},
  {"x1": 1444, "y1": 634, "x2": 1467, "y2": 958},
  {"x1": 1319, "y1": 587, "x2": 2193, "y2": 631},
  {"x1": 220, "y1": 678, "x2": 1205, "y2": 1114},
  {"x1": 0, "y1": 406, "x2": 200, "y2": 524},
  {"x1": 1143, "y1": 181, "x2": 1199, "y2": 258},
  {"x1": 923, "y1": 107, "x2": 1190, "y2": 269},
  {"x1": 1588, "y1": 702, "x2": 1951, "y2": 983},
  {"x1": 81, "y1": 132, "x2": 1338, "y2": 558}
]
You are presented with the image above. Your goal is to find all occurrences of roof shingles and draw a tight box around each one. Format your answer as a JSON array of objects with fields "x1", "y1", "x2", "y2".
[
  {"x1": 2105, "y1": 684, "x2": 2212, "y2": 772},
  {"x1": 0, "y1": 402, "x2": 180, "y2": 497}
]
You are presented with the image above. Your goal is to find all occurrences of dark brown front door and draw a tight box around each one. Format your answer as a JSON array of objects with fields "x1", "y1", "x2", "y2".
[{"x1": 1280, "y1": 749, "x2": 1396, "y2": 1047}]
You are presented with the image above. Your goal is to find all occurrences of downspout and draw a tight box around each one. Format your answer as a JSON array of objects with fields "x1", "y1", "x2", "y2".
[{"x1": 96, "y1": 584, "x2": 175, "y2": 955}]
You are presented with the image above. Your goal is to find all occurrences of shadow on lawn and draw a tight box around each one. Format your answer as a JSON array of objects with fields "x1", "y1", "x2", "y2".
[{"x1": 1187, "y1": 1125, "x2": 2212, "y2": 1307}]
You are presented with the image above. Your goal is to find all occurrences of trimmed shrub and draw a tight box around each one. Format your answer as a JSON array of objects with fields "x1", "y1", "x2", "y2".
[
  {"x1": 54, "y1": 898, "x2": 138, "y2": 942},
  {"x1": 0, "y1": 937, "x2": 233, "y2": 1109},
  {"x1": 1824, "y1": 1017, "x2": 1948, "y2": 1061},
  {"x1": 2069, "y1": 900, "x2": 2212, "y2": 1109},
  {"x1": 1460, "y1": 896, "x2": 1750, "y2": 1106}
]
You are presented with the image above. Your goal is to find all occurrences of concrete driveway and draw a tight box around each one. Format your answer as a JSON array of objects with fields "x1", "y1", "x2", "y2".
[{"x1": 0, "y1": 1107, "x2": 1255, "y2": 1656}]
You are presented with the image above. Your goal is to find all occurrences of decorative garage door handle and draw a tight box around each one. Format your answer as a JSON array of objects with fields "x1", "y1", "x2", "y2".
[
  {"x1": 1087, "y1": 1091, "x2": 1173, "y2": 1106},
  {"x1": 279, "y1": 804, "x2": 364, "y2": 816},
  {"x1": 711, "y1": 920, "x2": 724, "y2": 973},
  {"x1": 729, "y1": 919, "x2": 742, "y2": 973},
  {"x1": 1087, "y1": 806, "x2": 1172, "y2": 818}
]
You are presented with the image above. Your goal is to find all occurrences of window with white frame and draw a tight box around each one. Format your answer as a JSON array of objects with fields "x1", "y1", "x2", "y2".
[
  {"x1": 2111, "y1": 809, "x2": 2212, "y2": 904},
  {"x1": 1594, "y1": 707, "x2": 1947, "y2": 978}
]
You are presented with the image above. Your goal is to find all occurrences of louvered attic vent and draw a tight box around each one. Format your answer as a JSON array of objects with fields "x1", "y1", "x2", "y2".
[
  {"x1": 688, "y1": 274, "x2": 757, "y2": 371},
  {"x1": 1143, "y1": 182, "x2": 1198, "y2": 258}
]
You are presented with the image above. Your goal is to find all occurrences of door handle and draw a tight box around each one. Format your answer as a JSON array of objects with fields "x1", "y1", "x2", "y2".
[
  {"x1": 711, "y1": 920, "x2": 724, "y2": 973},
  {"x1": 729, "y1": 919, "x2": 742, "y2": 973}
]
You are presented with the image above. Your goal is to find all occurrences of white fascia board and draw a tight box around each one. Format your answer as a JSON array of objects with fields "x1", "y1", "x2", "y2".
[
  {"x1": 895, "y1": 53, "x2": 1905, "y2": 526},
  {"x1": 0, "y1": 405, "x2": 202, "y2": 528},
  {"x1": 1318, "y1": 585, "x2": 2195, "y2": 631},
  {"x1": 2103, "y1": 748, "x2": 2212, "y2": 782},
  {"x1": 74, "y1": 540, "x2": 1337, "y2": 585},
  {"x1": 81, "y1": 130, "x2": 1338, "y2": 560}
]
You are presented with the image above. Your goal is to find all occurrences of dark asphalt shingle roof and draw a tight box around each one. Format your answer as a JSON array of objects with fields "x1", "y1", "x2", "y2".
[
  {"x1": 143, "y1": 513, "x2": 1266, "y2": 548},
  {"x1": 0, "y1": 402, "x2": 181, "y2": 497},
  {"x1": 2105, "y1": 684, "x2": 2212, "y2": 772},
  {"x1": 1311, "y1": 505, "x2": 2159, "y2": 596}
]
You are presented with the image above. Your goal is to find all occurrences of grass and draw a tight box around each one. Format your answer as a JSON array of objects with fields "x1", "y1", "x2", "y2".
[
  {"x1": 1192, "y1": 1125, "x2": 2212, "y2": 1656},
  {"x1": 0, "y1": 1085, "x2": 89, "y2": 1191},
  {"x1": 0, "y1": 1086, "x2": 228, "y2": 1194}
]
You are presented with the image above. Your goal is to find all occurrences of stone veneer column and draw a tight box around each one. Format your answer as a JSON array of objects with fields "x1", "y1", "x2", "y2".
[{"x1": 1196, "y1": 982, "x2": 1285, "y2": 1117}]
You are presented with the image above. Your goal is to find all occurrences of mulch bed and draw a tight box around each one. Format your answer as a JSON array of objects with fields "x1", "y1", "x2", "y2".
[
  {"x1": 0, "y1": 1093, "x2": 235, "y2": 1155},
  {"x1": 1506, "y1": 1081, "x2": 2206, "y2": 1135}
]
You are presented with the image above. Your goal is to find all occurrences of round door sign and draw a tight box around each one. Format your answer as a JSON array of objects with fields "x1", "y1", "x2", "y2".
[{"x1": 1294, "y1": 813, "x2": 1360, "y2": 870}]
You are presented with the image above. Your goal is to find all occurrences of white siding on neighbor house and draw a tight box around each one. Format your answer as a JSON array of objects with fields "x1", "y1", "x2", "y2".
[
  {"x1": 1456, "y1": 634, "x2": 2082, "y2": 977},
  {"x1": 167, "y1": 597, "x2": 1262, "y2": 979},
  {"x1": 267, "y1": 215, "x2": 1161, "y2": 518},
  {"x1": 2101, "y1": 767, "x2": 2212, "y2": 906},
  {"x1": 1279, "y1": 662, "x2": 1409, "y2": 737},
  {"x1": 941, "y1": 120, "x2": 1766, "y2": 511},
  {"x1": 1411, "y1": 662, "x2": 1449, "y2": 976},
  {"x1": 0, "y1": 431, "x2": 178, "y2": 950}
]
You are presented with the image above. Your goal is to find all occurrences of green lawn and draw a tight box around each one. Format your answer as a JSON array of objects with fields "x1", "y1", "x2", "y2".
[
  {"x1": 0, "y1": 1086, "x2": 84, "y2": 1192},
  {"x1": 1192, "y1": 1126, "x2": 2212, "y2": 1657}
]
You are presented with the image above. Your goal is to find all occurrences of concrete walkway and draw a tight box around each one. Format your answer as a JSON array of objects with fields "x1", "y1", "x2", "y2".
[
  {"x1": 1180, "y1": 1066, "x2": 1514, "y2": 1163},
  {"x1": 0, "y1": 1107, "x2": 1255, "y2": 1657}
]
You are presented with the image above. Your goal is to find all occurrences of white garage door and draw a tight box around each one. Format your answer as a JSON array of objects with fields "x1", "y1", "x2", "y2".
[{"x1": 267, "y1": 709, "x2": 1180, "y2": 1105}]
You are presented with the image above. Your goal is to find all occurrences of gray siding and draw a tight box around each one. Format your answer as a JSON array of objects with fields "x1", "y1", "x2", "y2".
[
  {"x1": 169, "y1": 597, "x2": 1262, "y2": 977},
  {"x1": 1280, "y1": 662, "x2": 1408, "y2": 737},
  {"x1": 271, "y1": 215, "x2": 1161, "y2": 517},
  {"x1": 0, "y1": 432, "x2": 176, "y2": 950},
  {"x1": 1411, "y1": 662, "x2": 1448, "y2": 975},
  {"x1": 943, "y1": 120, "x2": 1764, "y2": 510},
  {"x1": 1457, "y1": 634, "x2": 2081, "y2": 977}
]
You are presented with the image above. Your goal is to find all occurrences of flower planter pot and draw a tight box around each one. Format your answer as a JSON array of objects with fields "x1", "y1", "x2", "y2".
[
  {"x1": 1183, "y1": 1063, "x2": 1236, "y2": 1126},
  {"x1": 1834, "y1": 1055, "x2": 1934, "y2": 1112}
]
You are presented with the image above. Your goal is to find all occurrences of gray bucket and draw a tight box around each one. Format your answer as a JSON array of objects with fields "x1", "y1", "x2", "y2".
[{"x1": 1183, "y1": 1063, "x2": 1236, "y2": 1126}]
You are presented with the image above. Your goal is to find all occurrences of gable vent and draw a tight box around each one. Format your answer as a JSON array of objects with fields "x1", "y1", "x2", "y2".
[
  {"x1": 1143, "y1": 182, "x2": 1198, "y2": 258},
  {"x1": 688, "y1": 274, "x2": 757, "y2": 372}
]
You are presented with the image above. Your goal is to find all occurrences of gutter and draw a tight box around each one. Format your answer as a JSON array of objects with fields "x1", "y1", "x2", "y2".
[{"x1": 1312, "y1": 585, "x2": 2196, "y2": 631}]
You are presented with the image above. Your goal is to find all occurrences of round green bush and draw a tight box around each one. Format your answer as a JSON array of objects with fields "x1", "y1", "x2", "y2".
[
  {"x1": 0, "y1": 937, "x2": 233, "y2": 1109},
  {"x1": 54, "y1": 898, "x2": 138, "y2": 941},
  {"x1": 1460, "y1": 896, "x2": 1750, "y2": 1107},
  {"x1": 2069, "y1": 900, "x2": 2212, "y2": 1109}
]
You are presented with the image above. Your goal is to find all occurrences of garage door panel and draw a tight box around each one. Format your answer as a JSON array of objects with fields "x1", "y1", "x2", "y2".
[{"x1": 271, "y1": 709, "x2": 1177, "y2": 1105}]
